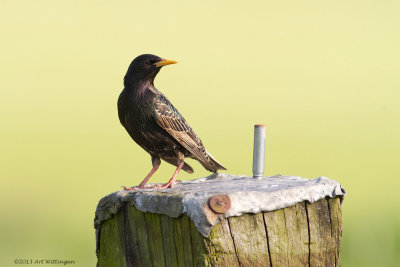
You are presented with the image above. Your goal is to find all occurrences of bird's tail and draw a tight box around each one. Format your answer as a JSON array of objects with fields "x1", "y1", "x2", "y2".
[{"x1": 202, "y1": 149, "x2": 227, "y2": 172}]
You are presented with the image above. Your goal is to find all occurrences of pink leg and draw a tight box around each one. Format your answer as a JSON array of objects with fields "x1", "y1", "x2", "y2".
[
  {"x1": 123, "y1": 157, "x2": 160, "y2": 191},
  {"x1": 155, "y1": 161, "x2": 184, "y2": 189}
]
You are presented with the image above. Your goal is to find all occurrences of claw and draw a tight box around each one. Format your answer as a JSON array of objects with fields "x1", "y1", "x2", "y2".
[
  {"x1": 122, "y1": 186, "x2": 139, "y2": 191},
  {"x1": 122, "y1": 161, "x2": 183, "y2": 191},
  {"x1": 153, "y1": 179, "x2": 179, "y2": 189}
]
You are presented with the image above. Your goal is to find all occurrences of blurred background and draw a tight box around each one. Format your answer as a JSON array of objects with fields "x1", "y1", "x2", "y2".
[{"x1": 1, "y1": 0, "x2": 399, "y2": 266}]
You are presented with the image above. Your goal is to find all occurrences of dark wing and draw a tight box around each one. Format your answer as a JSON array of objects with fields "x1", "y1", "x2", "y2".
[{"x1": 153, "y1": 93, "x2": 225, "y2": 172}]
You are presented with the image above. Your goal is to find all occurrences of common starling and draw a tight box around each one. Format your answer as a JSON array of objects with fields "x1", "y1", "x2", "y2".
[{"x1": 118, "y1": 54, "x2": 226, "y2": 190}]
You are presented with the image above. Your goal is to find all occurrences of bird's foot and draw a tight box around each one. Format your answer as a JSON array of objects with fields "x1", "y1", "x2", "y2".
[
  {"x1": 122, "y1": 180, "x2": 181, "y2": 191},
  {"x1": 153, "y1": 183, "x2": 173, "y2": 189},
  {"x1": 152, "y1": 179, "x2": 180, "y2": 189},
  {"x1": 122, "y1": 186, "x2": 140, "y2": 191}
]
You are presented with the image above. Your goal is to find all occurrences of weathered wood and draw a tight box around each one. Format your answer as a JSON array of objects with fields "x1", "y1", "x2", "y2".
[
  {"x1": 122, "y1": 206, "x2": 141, "y2": 266},
  {"x1": 170, "y1": 216, "x2": 188, "y2": 267},
  {"x1": 227, "y1": 213, "x2": 271, "y2": 266},
  {"x1": 97, "y1": 211, "x2": 126, "y2": 267},
  {"x1": 161, "y1": 215, "x2": 179, "y2": 267},
  {"x1": 189, "y1": 219, "x2": 209, "y2": 267},
  {"x1": 94, "y1": 175, "x2": 344, "y2": 266},
  {"x1": 126, "y1": 205, "x2": 152, "y2": 266},
  {"x1": 96, "y1": 197, "x2": 343, "y2": 267},
  {"x1": 263, "y1": 202, "x2": 309, "y2": 266},
  {"x1": 282, "y1": 202, "x2": 310, "y2": 265},
  {"x1": 145, "y1": 212, "x2": 166, "y2": 266},
  {"x1": 178, "y1": 215, "x2": 194, "y2": 266},
  {"x1": 328, "y1": 197, "x2": 343, "y2": 266},
  {"x1": 205, "y1": 219, "x2": 239, "y2": 266},
  {"x1": 306, "y1": 198, "x2": 341, "y2": 267}
]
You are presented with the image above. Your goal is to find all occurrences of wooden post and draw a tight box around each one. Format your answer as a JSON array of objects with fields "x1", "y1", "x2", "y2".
[{"x1": 95, "y1": 175, "x2": 344, "y2": 267}]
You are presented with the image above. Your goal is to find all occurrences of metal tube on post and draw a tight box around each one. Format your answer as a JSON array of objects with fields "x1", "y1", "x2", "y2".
[{"x1": 253, "y1": 124, "x2": 266, "y2": 178}]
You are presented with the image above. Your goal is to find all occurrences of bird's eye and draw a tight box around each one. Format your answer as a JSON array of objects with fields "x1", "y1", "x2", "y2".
[{"x1": 145, "y1": 59, "x2": 157, "y2": 67}]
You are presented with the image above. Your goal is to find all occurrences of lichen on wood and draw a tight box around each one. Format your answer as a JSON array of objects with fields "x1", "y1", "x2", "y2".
[{"x1": 96, "y1": 197, "x2": 343, "y2": 267}]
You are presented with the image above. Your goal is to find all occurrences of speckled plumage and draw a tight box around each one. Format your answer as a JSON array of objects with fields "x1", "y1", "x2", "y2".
[{"x1": 118, "y1": 54, "x2": 226, "y2": 189}]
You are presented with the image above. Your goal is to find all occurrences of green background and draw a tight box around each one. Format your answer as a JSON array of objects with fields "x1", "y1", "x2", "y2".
[{"x1": 1, "y1": 0, "x2": 399, "y2": 266}]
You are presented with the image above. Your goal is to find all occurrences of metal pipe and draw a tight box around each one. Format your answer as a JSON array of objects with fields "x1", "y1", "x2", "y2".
[{"x1": 253, "y1": 124, "x2": 266, "y2": 178}]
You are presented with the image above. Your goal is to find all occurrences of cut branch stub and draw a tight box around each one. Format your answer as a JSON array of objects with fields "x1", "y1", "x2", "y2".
[{"x1": 208, "y1": 194, "x2": 231, "y2": 214}]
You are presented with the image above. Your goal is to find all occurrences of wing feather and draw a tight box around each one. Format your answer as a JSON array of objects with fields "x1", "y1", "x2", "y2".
[{"x1": 153, "y1": 93, "x2": 219, "y2": 171}]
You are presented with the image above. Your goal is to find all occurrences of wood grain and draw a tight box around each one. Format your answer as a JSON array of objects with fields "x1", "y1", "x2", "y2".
[{"x1": 96, "y1": 197, "x2": 343, "y2": 267}]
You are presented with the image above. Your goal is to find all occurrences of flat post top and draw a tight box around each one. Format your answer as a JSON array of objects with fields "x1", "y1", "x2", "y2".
[{"x1": 94, "y1": 174, "x2": 345, "y2": 236}]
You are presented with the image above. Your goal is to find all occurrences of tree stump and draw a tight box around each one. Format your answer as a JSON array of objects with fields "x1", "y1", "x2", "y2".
[{"x1": 94, "y1": 174, "x2": 345, "y2": 267}]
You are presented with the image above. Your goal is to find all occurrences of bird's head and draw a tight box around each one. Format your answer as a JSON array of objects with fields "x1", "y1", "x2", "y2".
[{"x1": 124, "y1": 54, "x2": 177, "y2": 85}]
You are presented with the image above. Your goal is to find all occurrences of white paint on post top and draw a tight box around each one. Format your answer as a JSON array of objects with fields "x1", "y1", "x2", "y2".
[{"x1": 94, "y1": 174, "x2": 346, "y2": 237}]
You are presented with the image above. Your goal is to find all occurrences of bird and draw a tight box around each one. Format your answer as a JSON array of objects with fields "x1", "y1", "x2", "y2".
[{"x1": 118, "y1": 54, "x2": 226, "y2": 190}]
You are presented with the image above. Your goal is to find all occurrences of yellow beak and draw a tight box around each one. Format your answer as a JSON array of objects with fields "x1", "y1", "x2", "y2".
[{"x1": 154, "y1": 58, "x2": 178, "y2": 67}]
